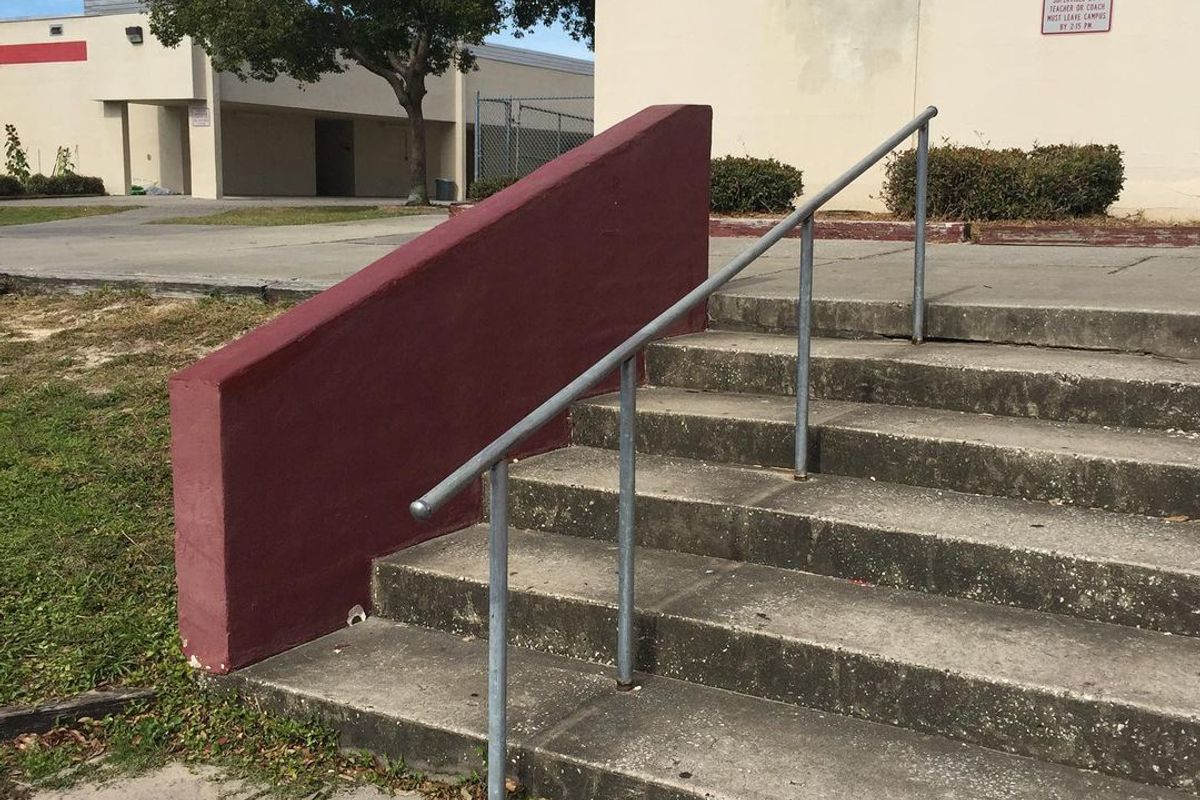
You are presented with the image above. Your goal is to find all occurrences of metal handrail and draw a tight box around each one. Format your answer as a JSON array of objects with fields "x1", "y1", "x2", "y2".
[{"x1": 412, "y1": 105, "x2": 937, "y2": 800}]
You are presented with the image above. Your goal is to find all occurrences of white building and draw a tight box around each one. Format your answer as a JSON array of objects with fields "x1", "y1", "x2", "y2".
[
  {"x1": 597, "y1": 0, "x2": 1200, "y2": 220},
  {"x1": 0, "y1": 0, "x2": 593, "y2": 199}
]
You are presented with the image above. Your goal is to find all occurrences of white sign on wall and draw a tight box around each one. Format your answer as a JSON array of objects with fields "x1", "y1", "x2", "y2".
[
  {"x1": 189, "y1": 105, "x2": 211, "y2": 128},
  {"x1": 1043, "y1": 0, "x2": 1113, "y2": 35}
]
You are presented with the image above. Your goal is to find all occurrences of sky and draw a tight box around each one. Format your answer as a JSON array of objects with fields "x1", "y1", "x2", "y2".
[{"x1": 1, "y1": 1, "x2": 593, "y2": 60}]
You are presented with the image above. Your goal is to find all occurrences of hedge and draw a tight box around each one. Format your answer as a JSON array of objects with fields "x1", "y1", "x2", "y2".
[
  {"x1": 0, "y1": 174, "x2": 23, "y2": 197},
  {"x1": 24, "y1": 173, "x2": 106, "y2": 196},
  {"x1": 467, "y1": 175, "x2": 520, "y2": 201},
  {"x1": 882, "y1": 143, "x2": 1123, "y2": 220},
  {"x1": 711, "y1": 156, "x2": 804, "y2": 214}
]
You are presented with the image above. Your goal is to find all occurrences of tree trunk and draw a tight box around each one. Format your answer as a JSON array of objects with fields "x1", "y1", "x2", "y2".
[
  {"x1": 406, "y1": 102, "x2": 429, "y2": 205},
  {"x1": 392, "y1": 78, "x2": 430, "y2": 206}
]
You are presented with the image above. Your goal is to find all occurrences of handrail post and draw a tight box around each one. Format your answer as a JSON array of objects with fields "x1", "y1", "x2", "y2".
[
  {"x1": 912, "y1": 121, "x2": 930, "y2": 344},
  {"x1": 616, "y1": 355, "x2": 637, "y2": 689},
  {"x1": 794, "y1": 216, "x2": 815, "y2": 480},
  {"x1": 487, "y1": 460, "x2": 509, "y2": 800}
]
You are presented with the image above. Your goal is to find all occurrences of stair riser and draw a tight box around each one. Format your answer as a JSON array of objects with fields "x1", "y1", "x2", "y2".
[
  {"x1": 507, "y1": 477, "x2": 1200, "y2": 637},
  {"x1": 709, "y1": 294, "x2": 1200, "y2": 360},
  {"x1": 218, "y1": 673, "x2": 700, "y2": 800},
  {"x1": 646, "y1": 343, "x2": 1200, "y2": 431},
  {"x1": 375, "y1": 566, "x2": 1200, "y2": 794},
  {"x1": 570, "y1": 404, "x2": 1200, "y2": 518}
]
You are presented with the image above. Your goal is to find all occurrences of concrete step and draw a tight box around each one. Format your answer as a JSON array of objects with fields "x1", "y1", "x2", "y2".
[
  {"x1": 506, "y1": 446, "x2": 1200, "y2": 637},
  {"x1": 647, "y1": 330, "x2": 1200, "y2": 430},
  {"x1": 570, "y1": 387, "x2": 1200, "y2": 518},
  {"x1": 373, "y1": 525, "x2": 1200, "y2": 793},
  {"x1": 707, "y1": 288, "x2": 1200, "y2": 359},
  {"x1": 222, "y1": 618, "x2": 1191, "y2": 800}
]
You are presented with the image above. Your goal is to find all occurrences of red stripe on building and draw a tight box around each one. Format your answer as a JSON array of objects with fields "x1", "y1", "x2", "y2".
[{"x1": 0, "y1": 41, "x2": 88, "y2": 65}]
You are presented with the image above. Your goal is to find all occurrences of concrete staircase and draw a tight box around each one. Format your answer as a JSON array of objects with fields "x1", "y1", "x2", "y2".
[{"x1": 227, "y1": 274, "x2": 1200, "y2": 799}]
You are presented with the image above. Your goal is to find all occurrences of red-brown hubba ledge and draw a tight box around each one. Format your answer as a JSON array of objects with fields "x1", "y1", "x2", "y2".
[{"x1": 169, "y1": 104, "x2": 713, "y2": 673}]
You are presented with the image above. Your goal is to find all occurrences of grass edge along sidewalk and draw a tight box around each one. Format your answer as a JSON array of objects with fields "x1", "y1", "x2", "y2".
[{"x1": 0, "y1": 291, "x2": 506, "y2": 800}]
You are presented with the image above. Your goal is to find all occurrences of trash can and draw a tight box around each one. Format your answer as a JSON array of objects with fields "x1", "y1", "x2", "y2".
[{"x1": 434, "y1": 178, "x2": 456, "y2": 202}]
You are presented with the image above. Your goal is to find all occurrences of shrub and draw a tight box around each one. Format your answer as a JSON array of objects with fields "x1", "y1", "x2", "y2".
[
  {"x1": 882, "y1": 143, "x2": 1124, "y2": 220},
  {"x1": 4, "y1": 123, "x2": 31, "y2": 183},
  {"x1": 467, "y1": 175, "x2": 520, "y2": 201},
  {"x1": 25, "y1": 173, "x2": 106, "y2": 196},
  {"x1": 0, "y1": 174, "x2": 24, "y2": 196},
  {"x1": 710, "y1": 156, "x2": 804, "y2": 214}
]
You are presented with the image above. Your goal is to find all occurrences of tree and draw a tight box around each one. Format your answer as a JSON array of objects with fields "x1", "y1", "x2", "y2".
[{"x1": 147, "y1": 0, "x2": 593, "y2": 204}]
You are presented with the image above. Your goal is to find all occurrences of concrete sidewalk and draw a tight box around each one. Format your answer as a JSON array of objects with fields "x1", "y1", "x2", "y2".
[
  {"x1": 3, "y1": 203, "x2": 1199, "y2": 319},
  {"x1": 28, "y1": 763, "x2": 414, "y2": 800},
  {"x1": 0, "y1": 197, "x2": 447, "y2": 294},
  {"x1": 712, "y1": 238, "x2": 1200, "y2": 316}
]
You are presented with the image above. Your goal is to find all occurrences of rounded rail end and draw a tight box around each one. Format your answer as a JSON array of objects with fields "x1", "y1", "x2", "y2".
[
  {"x1": 410, "y1": 499, "x2": 433, "y2": 521},
  {"x1": 926, "y1": 105, "x2": 940, "y2": 118}
]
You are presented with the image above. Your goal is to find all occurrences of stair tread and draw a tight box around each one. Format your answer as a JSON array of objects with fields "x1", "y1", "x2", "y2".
[
  {"x1": 577, "y1": 386, "x2": 1200, "y2": 468},
  {"x1": 232, "y1": 617, "x2": 1190, "y2": 800},
  {"x1": 382, "y1": 525, "x2": 1200, "y2": 720},
  {"x1": 655, "y1": 329, "x2": 1200, "y2": 387},
  {"x1": 511, "y1": 446, "x2": 1200, "y2": 576}
]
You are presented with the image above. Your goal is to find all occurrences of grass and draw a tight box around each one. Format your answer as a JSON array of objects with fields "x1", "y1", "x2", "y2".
[
  {"x1": 152, "y1": 205, "x2": 442, "y2": 227},
  {"x1": 0, "y1": 292, "x2": 495, "y2": 800},
  {"x1": 0, "y1": 206, "x2": 134, "y2": 227}
]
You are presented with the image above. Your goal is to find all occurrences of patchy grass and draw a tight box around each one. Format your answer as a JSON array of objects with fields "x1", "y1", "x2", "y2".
[
  {"x1": 152, "y1": 205, "x2": 443, "y2": 227},
  {"x1": 0, "y1": 206, "x2": 135, "y2": 227},
  {"x1": 0, "y1": 292, "x2": 494, "y2": 799}
]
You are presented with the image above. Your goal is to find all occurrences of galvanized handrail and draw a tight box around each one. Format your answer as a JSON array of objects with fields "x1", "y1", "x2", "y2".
[{"x1": 412, "y1": 105, "x2": 937, "y2": 800}]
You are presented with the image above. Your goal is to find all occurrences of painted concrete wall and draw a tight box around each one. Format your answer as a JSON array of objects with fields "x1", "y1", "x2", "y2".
[
  {"x1": 353, "y1": 118, "x2": 409, "y2": 197},
  {"x1": 220, "y1": 108, "x2": 317, "y2": 197},
  {"x1": 0, "y1": 13, "x2": 198, "y2": 193},
  {"x1": 1, "y1": 13, "x2": 593, "y2": 199},
  {"x1": 596, "y1": 0, "x2": 1200, "y2": 220},
  {"x1": 915, "y1": 0, "x2": 1200, "y2": 220},
  {"x1": 596, "y1": 0, "x2": 919, "y2": 211},
  {"x1": 128, "y1": 104, "x2": 189, "y2": 193},
  {"x1": 170, "y1": 104, "x2": 712, "y2": 673}
]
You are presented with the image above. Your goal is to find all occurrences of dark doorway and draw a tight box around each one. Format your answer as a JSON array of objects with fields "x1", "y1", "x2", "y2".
[{"x1": 315, "y1": 118, "x2": 356, "y2": 196}]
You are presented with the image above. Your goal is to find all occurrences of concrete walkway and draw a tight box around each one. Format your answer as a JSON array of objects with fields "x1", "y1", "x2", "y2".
[
  {"x1": 711, "y1": 237, "x2": 1200, "y2": 317},
  {"x1": 0, "y1": 197, "x2": 446, "y2": 294},
  {"x1": 29, "y1": 763, "x2": 415, "y2": 799},
  {"x1": 3, "y1": 199, "x2": 1199, "y2": 318}
]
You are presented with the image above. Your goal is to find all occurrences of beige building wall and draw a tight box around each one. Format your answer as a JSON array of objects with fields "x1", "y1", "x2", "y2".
[
  {"x1": 596, "y1": 0, "x2": 1200, "y2": 220},
  {"x1": 0, "y1": 13, "x2": 197, "y2": 193},
  {"x1": 220, "y1": 108, "x2": 316, "y2": 196},
  {"x1": 128, "y1": 104, "x2": 190, "y2": 193},
  {"x1": 353, "y1": 118, "x2": 409, "y2": 197},
  {"x1": 916, "y1": 0, "x2": 1200, "y2": 220},
  {"x1": 2, "y1": 14, "x2": 592, "y2": 200},
  {"x1": 596, "y1": 0, "x2": 920, "y2": 211}
]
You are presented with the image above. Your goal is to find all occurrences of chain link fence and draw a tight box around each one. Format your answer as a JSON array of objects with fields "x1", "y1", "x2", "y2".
[{"x1": 473, "y1": 95, "x2": 594, "y2": 184}]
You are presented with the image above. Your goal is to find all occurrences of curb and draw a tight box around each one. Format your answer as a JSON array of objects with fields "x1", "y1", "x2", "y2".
[
  {"x1": 0, "y1": 271, "x2": 330, "y2": 302},
  {"x1": 710, "y1": 217, "x2": 969, "y2": 243},
  {"x1": 972, "y1": 223, "x2": 1200, "y2": 247}
]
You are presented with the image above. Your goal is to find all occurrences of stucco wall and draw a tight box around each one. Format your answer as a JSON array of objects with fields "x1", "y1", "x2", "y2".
[
  {"x1": 916, "y1": 0, "x2": 1200, "y2": 220},
  {"x1": 220, "y1": 108, "x2": 316, "y2": 196},
  {"x1": 218, "y1": 65, "x2": 458, "y2": 125},
  {"x1": 596, "y1": 0, "x2": 1200, "y2": 220},
  {"x1": 596, "y1": 0, "x2": 919, "y2": 211},
  {"x1": 0, "y1": 13, "x2": 198, "y2": 192},
  {"x1": 128, "y1": 104, "x2": 189, "y2": 193},
  {"x1": 353, "y1": 118, "x2": 409, "y2": 197}
]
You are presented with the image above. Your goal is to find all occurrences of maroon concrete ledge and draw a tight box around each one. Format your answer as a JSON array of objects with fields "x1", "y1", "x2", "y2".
[
  {"x1": 972, "y1": 223, "x2": 1200, "y2": 247},
  {"x1": 709, "y1": 217, "x2": 969, "y2": 243},
  {"x1": 170, "y1": 104, "x2": 712, "y2": 674}
]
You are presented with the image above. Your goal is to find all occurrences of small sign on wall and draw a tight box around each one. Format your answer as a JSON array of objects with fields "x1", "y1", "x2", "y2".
[
  {"x1": 189, "y1": 105, "x2": 211, "y2": 128},
  {"x1": 1043, "y1": 0, "x2": 1113, "y2": 35}
]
